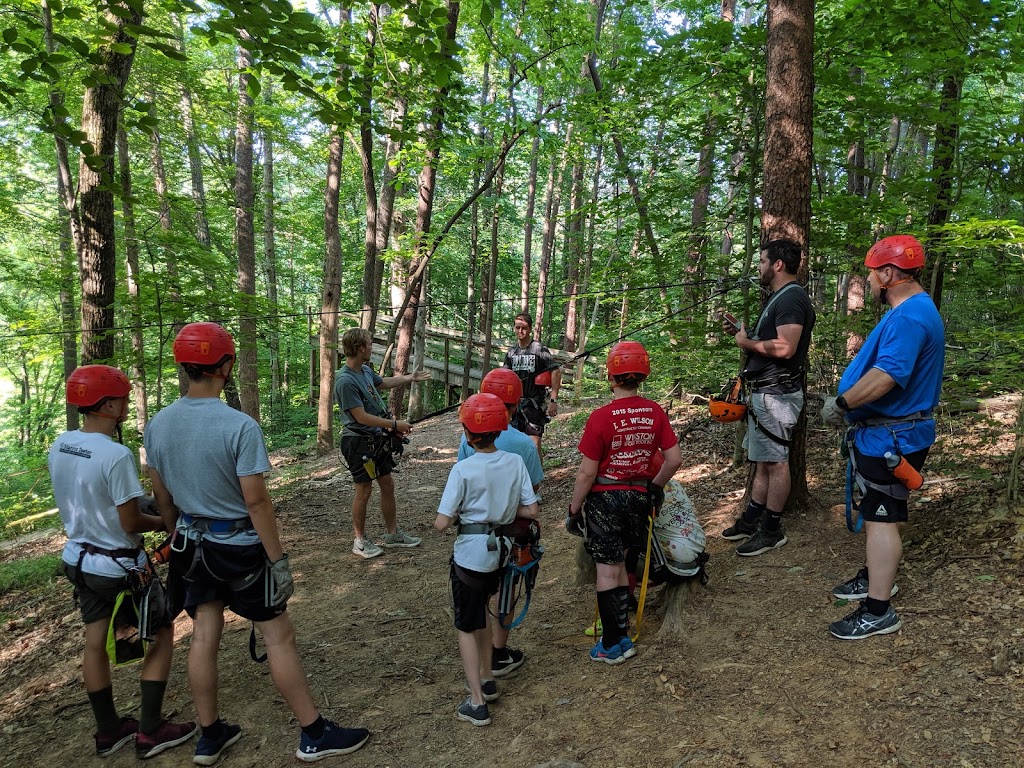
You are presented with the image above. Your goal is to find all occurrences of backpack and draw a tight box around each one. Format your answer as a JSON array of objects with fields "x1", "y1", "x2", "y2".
[{"x1": 648, "y1": 480, "x2": 710, "y2": 585}]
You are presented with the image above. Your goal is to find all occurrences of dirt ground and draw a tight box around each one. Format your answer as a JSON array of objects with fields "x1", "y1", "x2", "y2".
[{"x1": 2, "y1": 398, "x2": 1023, "y2": 768}]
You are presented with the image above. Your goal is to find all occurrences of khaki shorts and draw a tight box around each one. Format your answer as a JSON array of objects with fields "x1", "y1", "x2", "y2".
[{"x1": 744, "y1": 390, "x2": 804, "y2": 463}]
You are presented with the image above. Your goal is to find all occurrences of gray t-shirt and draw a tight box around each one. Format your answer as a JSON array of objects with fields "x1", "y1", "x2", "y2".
[
  {"x1": 334, "y1": 364, "x2": 386, "y2": 436},
  {"x1": 144, "y1": 397, "x2": 271, "y2": 545}
]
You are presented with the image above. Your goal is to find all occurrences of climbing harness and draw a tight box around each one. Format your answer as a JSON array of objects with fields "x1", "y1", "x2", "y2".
[
  {"x1": 496, "y1": 520, "x2": 544, "y2": 630},
  {"x1": 843, "y1": 411, "x2": 932, "y2": 532}
]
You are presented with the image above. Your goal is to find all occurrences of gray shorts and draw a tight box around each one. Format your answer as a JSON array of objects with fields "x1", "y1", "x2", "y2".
[
  {"x1": 62, "y1": 562, "x2": 130, "y2": 625},
  {"x1": 744, "y1": 390, "x2": 803, "y2": 463}
]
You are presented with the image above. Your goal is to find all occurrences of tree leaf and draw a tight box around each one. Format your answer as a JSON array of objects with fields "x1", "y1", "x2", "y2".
[{"x1": 2, "y1": 27, "x2": 16, "y2": 45}]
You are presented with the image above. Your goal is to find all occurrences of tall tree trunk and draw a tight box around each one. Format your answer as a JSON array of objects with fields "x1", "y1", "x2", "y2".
[
  {"x1": 390, "y1": 0, "x2": 460, "y2": 417},
  {"x1": 317, "y1": 131, "x2": 345, "y2": 452},
  {"x1": 563, "y1": 151, "x2": 586, "y2": 353},
  {"x1": 42, "y1": 0, "x2": 80, "y2": 429},
  {"x1": 371, "y1": 96, "x2": 408, "y2": 332},
  {"x1": 761, "y1": 0, "x2": 814, "y2": 509},
  {"x1": 176, "y1": 13, "x2": 212, "y2": 249},
  {"x1": 535, "y1": 122, "x2": 570, "y2": 339},
  {"x1": 234, "y1": 40, "x2": 260, "y2": 421},
  {"x1": 77, "y1": 0, "x2": 143, "y2": 363},
  {"x1": 521, "y1": 85, "x2": 544, "y2": 313},
  {"x1": 262, "y1": 81, "x2": 282, "y2": 417},
  {"x1": 357, "y1": 5, "x2": 380, "y2": 331},
  {"x1": 922, "y1": 72, "x2": 963, "y2": 311},
  {"x1": 117, "y1": 127, "x2": 148, "y2": 435}
]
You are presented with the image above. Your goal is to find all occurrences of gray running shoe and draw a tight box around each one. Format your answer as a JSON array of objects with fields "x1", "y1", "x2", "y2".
[
  {"x1": 382, "y1": 529, "x2": 421, "y2": 548},
  {"x1": 832, "y1": 567, "x2": 899, "y2": 600},
  {"x1": 736, "y1": 525, "x2": 787, "y2": 556},
  {"x1": 721, "y1": 516, "x2": 760, "y2": 541},
  {"x1": 456, "y1": 697, "x2": 491, "y2": 726},
  {"x1": 829, "y1": 603, "x2": 902, "y2": 640},
  {"x1": 352, "y1": 538, "x2": 384, "y2": 559}
]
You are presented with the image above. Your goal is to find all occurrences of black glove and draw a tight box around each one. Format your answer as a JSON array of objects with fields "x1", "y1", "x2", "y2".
[
  {"x1": 268, "y1": 554, "x2": 294, "y2": 607},
  {"x1": 565, "y1": 508, "x2": 585, "y2": 537},
  {"x1": 648, "y1": 483, "x2": 665, "y2": 516}
]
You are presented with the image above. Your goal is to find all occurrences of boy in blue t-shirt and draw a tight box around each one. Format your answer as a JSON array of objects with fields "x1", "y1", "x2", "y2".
[{"x1": 435, "y1": 394, "x2": 539, "y2": 726}]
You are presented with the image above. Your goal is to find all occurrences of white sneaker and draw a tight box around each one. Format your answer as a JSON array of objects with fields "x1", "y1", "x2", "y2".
[{"x1": 352, "y1": 538, "x2": 384, "y2": 558}]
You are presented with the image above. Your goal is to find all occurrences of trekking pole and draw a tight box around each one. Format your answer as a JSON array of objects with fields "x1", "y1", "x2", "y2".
[{"x1": 632, "y1": 511, "x2": 656, "y2": 643}]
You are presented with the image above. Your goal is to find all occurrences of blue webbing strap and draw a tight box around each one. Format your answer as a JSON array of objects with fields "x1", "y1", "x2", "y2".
[{"x1": 845, "y1": 457, "x2": 863, "y2": 533}]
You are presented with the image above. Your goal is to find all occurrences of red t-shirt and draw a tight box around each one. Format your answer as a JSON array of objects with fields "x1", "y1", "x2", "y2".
[{"x1": 577, "y1": 396, "x2": 678, "y2": 492}]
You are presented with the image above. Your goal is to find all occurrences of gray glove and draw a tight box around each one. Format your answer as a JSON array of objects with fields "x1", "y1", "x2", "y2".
[
  {"x1": 821, "y1": 395, "x2": 848, "y2": 427},
  {"x1": 268, "y1": 554, "x2": 294, "y2": 607}
]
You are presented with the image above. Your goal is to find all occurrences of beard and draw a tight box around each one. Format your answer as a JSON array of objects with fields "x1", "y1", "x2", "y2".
[{"x1": 759, "y1": 265, "x2": 774, "y2": 287}]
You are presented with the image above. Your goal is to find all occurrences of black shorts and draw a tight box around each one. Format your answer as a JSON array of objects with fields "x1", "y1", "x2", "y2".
[
  {"x1": 341, "y1": 434, "x2": 395, "y2": 484},
  {"x1": 582, "y1": 490, "x2": 649, "y2": 565},
  {"x1": 450, "y1": 561, "x2": 501, "y2": 632},
  {"x1": 62, "y1": 562, "x2": 130, "y2": 625},
  {"x1": 172, "y1": 539, "x2": 283, "y2": 622},
  {"x1": 856, "y1": 447, "x2": 929, "y2": 524}
]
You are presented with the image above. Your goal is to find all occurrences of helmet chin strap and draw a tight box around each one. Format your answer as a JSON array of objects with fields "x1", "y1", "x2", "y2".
[{"x1": 876, "y1": 272, "x2": 915, "y2": 305}]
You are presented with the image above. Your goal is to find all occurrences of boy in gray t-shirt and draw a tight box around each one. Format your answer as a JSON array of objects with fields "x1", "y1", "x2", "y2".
[{"x1": 334, "y1": 327, "x2": 431, "y2": 558}]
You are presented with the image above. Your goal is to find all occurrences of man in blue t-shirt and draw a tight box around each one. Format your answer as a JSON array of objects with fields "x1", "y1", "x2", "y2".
[{"x1": 821, "y1": 235, "x2": 945, "y2": 641}]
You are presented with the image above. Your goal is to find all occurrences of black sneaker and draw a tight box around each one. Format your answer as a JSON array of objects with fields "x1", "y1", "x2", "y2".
[
  {"x1": 721, "y1": 516, "x2": 759, "y2": 541},
  {"x1": 464, "y1": 678, "x2": 499, "y2": 702},
  {"x1": 736, "y1": 525, "x2": 787, "y2": 556},
  {"x1": 832, "y1": 567, "x2": 899, "y2": 600},
  {"x1": 295, "y1": 720, "x2": 370, "y2": 762},
  {"x1": 829, "y1": 602, "x2": 902, "y2": 640},
  {"x1": 491, "y1": 646, "x2": 525, "y2": 677},
  {"x1": 193, "y1": 722, "x2": 242, "y2": 766},
  {"x1": 456, "y1": 696, "x2": 491, "y2": 726}
]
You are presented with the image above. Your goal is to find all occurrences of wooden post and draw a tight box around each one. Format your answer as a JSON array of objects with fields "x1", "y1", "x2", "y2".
[{"x1": 444, "y1": 337, "x2": 451, "y2": 406}]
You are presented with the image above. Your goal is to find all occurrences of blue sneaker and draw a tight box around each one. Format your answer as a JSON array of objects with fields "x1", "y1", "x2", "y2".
[
  {"x1": 589, "y1": 639, "x2": 625, "y2": 665},
  {"x1": 619, "y1": 636, "x2": 637, "y2": 659},
  {"x1": 296, "y1": 720, "x2": 370, "y2": 762},
  {"x1": 193, "y1": 722, "x2": 241, "y2": 766}
]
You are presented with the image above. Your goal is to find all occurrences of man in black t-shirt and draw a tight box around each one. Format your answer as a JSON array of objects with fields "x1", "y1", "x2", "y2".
[
  {"x1": 503, "y1": 312, "x2": 561, "y2": 455},
  {"x1": 720, "y1": 239, "x2": 816, "y2": 557}
]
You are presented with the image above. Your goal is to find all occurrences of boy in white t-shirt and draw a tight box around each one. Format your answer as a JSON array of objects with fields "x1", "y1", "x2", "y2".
[
  {"x1": 434, "y1": 394, "x2": 539, "y2": 726},
  {"x1": 49, "y1": 365, "x2": 196, "y2": 758}
]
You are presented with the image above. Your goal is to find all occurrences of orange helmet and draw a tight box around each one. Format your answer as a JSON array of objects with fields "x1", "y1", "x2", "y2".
[
  {"x1": 66, "y1": 365, "x2": 131, "y2": 408},
  {"x1": 173, "y1": 322, "x2": 236, "y2": 365},
  {"x1": 709, "y1": 398, "x2": 747, "y2": 423},
  {"x1": 865, "y1": 235, "x2": 925, "y2": 272},
  {"x1": 607, "y1": 341, "x2": 650, "y2": 377},
  {"x1": 709, "y1": 377, "x2": 747, "y2": 423},
  {"x1": 459, "y1": 393, "x2": 509, "y2": 433},
  {"x1": 534, "y1": 369, "x2": 553, "y2": 387},
  {"x1": 481, "y1": 369, "x2": 523, "y2": 405}
]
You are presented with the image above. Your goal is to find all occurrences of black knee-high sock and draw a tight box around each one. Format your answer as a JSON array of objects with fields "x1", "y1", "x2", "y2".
[
  {"x1": 763, "y1": 509, "x2": 783, "y2": 532},
  {"x1": 742, "y1": 500, "x2": 766, "y2": 524},
  {"x1": 88, "y1": 686, "x2": 121, "y2": 733},
  {"x1": 596, "y1": 589, "x2": 621, "y2": 646},
  {"x1": 612, "y1": 586, "x2": 631, "y2": 637}
]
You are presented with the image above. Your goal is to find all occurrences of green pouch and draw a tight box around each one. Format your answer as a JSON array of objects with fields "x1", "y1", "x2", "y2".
[{"x1": 105, "y1": 588, "x2": 146, "y2": 667}]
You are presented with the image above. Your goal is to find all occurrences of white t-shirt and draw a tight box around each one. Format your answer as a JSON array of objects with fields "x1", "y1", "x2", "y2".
[
  {"x1": 48, "y1": 430, "x2": 146, "y2": 577},
  {"x1": 437, "y1": 449, "x2": 537, "y2": 572}
]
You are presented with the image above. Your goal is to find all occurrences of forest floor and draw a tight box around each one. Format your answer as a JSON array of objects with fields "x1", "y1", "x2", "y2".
[{"x1": 2, "y1": 396, "x2": 1023, "y2": 768}]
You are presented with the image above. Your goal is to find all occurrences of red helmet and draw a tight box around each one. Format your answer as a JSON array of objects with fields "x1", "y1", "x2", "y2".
[
  {"x1": 865, "y1": 235, "x2": 925, "y2": 272},
  {"x1": 481, "y1": 369, "x2": 523, "y2": 405},
  {"x1": 173, "y1": 322, "x2": 236, "y2": 365},
  {"x1": 66, "y1": 365, "x2": 131, "y2": 408},
  {"x1": 607, "y1": 341, "x2": 650, "y2": 377},
  {"x1": 459, "y1": 393, "x2": 509, "y2": 433},
  {"x1": 534, "y1": 369, "x2": 553, "y2": 387}
]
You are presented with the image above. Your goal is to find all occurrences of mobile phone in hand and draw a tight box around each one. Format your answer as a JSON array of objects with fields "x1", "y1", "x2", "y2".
[{"x1": 722, "y1": 312, "x2": 740, "y2": 331}]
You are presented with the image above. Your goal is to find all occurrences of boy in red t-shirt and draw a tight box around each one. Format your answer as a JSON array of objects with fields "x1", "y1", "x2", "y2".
[{"x1": 568, "y1": 342, "x2": 681, "y2": 663}]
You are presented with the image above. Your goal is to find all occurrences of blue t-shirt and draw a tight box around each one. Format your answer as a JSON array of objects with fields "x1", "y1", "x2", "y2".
[
  {"x1": 839, "y1": 293, "x2": 944, "y2": 456},
  {"x1": 457, "y1": 426, "x2": 543, "y2": 488}
]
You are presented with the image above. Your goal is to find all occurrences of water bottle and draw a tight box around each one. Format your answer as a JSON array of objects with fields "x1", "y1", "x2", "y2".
[
  {"x1": 884, "y1": 451, "x2": 923, "y2": 490},
  {"x1": 361, "y1": 454, "x2": 377, "y2": 480}
]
